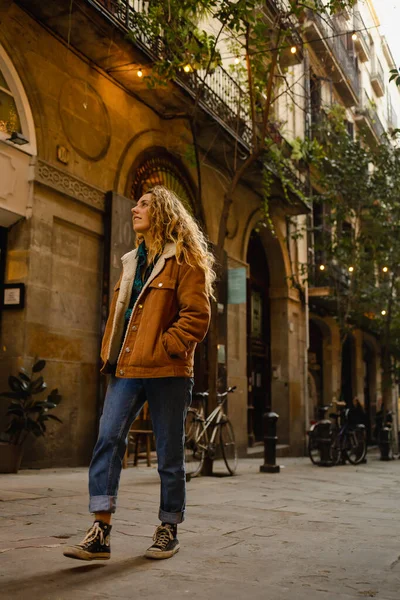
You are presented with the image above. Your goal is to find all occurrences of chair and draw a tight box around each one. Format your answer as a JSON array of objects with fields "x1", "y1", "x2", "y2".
[{"x1": 123, "y1": 402, "x2": 154, "y2": 468}]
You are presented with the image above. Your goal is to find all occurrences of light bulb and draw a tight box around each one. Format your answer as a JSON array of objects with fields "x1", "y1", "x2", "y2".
[
  {"x1": 137, "y1": 69, "x2": 143, "y2": 78},
  {"x1": 290, "y1": 46, "x2": 297, "y2": 54},
  {"x1": 184, "y1": 64, "x2": 191, "y2": 73},
  {"x1": 234, "y1": 57, "x2": 240, "y2": 65},
  {"x1": 383, "y1": 266, "x2": 388, "y2": 273},
  {"x1": 319, "y1": 264, "x2": 325, "y2": 271},
  {"x1": 348, "y1": 266, "x2": 354, "y2": 272},
  {"x1": 352, "y1": 32, "x2": 358, "y2": 41},
  {"x1": 381, "y1": 310, "x2": 387, "y2": 316}
]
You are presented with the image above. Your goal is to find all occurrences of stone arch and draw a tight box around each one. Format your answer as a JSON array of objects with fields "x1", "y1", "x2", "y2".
[
  {"x1": 241, "y1": 208, "x2": 291, "y2": 289},
  {"x1": 308, "y1": 315, "x2": 333, "y2": 416},
  {"x1": 114, "y1": 128, "x2": 196, "y2": 197}
]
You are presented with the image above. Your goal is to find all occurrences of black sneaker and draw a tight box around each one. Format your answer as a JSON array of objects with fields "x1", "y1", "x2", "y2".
[
  {"x1": 63, "y1": 520, "x2": 111, "y2": 561},
  {"x1": 145, "y1": 524, "x2": 180, "y2": 559}
]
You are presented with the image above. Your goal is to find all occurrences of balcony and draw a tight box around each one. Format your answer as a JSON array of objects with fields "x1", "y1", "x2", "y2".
[
  {"x1": 353, "y1": 12, "x2": 370, "y2": 62},
  {"x1": 354, "y1": 92, "x2": 385, "y2": 145},
  {"x1": 304, "y1": 10, "x2": 359, "y2": 107},
  {"x1": 15, "y1": 0, "x2": 308, "y2": 208},
  {"x1": 370, "y1": 56, "x2": 385, "y2": 97}
]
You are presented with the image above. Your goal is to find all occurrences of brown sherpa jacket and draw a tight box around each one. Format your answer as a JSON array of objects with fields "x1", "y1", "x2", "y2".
[{"x1": 100, "y1": 242, "x2": 211, "y2": 378}]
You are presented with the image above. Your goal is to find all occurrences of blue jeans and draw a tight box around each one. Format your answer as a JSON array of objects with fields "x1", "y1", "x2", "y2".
[{"x1": 89, "y1": 376, "x2": 193, "y2": 524}]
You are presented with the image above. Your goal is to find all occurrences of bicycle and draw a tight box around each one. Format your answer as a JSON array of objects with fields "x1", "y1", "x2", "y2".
[
  {"x1": 185, "y1": 386, "x2": 238, "y2": 477},
  {"x1": 307, "y1": 403, "x2": 367, "y2": 466},
  {"x1": 307, "y1": 405, "x2": 333, "y2": 466},
  {"x1": 329, "y1": 404, "x2": 367, "y2": 465}
]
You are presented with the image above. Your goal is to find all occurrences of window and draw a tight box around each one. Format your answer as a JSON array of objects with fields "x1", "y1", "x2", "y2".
[
  {"x1": 130, "y1": 151, "x2": 195, "y2": 214},
  {"x1": 0, "y1": 67, "x2": 21, "y2": 135},
  {"x1": 0, "y1": 45, "x2": 36, "y2": 155}
]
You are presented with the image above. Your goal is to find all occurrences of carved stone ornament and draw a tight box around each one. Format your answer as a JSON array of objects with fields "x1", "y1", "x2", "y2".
[{"x1": 35, "y1": 159, "x2": 105, "y2": 212}]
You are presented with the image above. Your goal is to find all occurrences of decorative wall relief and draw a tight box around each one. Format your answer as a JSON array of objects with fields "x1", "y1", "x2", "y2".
[
  {"x1": 59, "y1": 78, "x2": 111, "y2": 161},
  {"x1": 35, "y1": 159, "x2": 105, "y2": 212}
]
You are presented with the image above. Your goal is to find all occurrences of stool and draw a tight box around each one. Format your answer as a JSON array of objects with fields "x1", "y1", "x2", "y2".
[{"x1": 123, "y1": 403, "x2": 153, "y2": 468}]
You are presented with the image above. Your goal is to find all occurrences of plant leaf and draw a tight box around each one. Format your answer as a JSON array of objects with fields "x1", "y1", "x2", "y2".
[
  {"x1": 18, "y1": 369, "x2": 31, "y2": 383},
  {"x1": 40, "y1": 414, "x2": 63, "y2": 424},
  {"x1": 48, "y1": 389, "x2": 62, "y2": 405},
  {"x1": 0, "y1": 392, "x2": 23, "y2": 400},
  {"x1": 32, "y1": 359, "x2": 46, "y2": 373},
  {"x1": 8, "y1": 376, "x2": 28, "y2": 394}
]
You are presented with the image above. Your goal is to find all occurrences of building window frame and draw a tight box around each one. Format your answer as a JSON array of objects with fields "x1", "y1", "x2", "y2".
[{"x1": 0, "y1": 45, "x2": 36, "y2": 156}]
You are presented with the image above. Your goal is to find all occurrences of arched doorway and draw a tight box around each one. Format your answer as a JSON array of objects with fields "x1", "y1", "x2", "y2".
[
  {"x1": 246, "y1": 230, "x2": 271, "y2": 446},
  {"x1": 308, "y1": 319, "x2": 324, "y2": 419}
]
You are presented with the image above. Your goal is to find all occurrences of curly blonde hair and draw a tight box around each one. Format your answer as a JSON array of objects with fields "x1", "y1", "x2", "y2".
[{"x1": 136, "y1": 185, "x2": 216, "y2": 298}]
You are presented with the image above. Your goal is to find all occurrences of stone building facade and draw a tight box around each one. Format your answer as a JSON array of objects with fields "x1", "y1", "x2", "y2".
[{"x1": 0, "y1": 0, "x2": 308, "y2": 466}]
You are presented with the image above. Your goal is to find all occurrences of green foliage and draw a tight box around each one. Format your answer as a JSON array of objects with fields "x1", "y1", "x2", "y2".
[
  {"x1": 389, "y1": 68, "x2": 400, "y2": 88},
  {"x1": 303, "y1": 105, "x2": 400, "y2": 386},
  {"x1": 0, "y1": 359, "x2": 62, "y2": 445}
]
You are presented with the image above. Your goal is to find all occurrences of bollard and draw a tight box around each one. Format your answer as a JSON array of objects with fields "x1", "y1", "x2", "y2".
[
  {"x1": 260, "y1": 411, "x2": 280, "y2": 473},
  {"x1": 379, "y1": 427, "x2": 391, "y2": 461}
]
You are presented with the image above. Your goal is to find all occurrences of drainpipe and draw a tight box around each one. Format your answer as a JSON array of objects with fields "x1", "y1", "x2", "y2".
[{"x1": 303, "y1": 48, "x2": 311, "y2": 450}]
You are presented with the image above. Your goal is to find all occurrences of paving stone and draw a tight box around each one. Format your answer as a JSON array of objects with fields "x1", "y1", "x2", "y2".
[{"x1": 1, "y1": 453, "x2": 400, "y2": 599}]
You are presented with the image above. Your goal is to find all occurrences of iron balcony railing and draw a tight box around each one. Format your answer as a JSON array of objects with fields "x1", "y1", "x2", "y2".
[
  {"x1": 371, "y1": 56, "x2": 385, "y2": 93},
  {"x1": 88, "y1": 0, "x2": 307, "y2": 194},
  {"x1": 90, "y1": 0, "x2": 253, "y2": 146},
  {"x1": 310, "y1": 10, "x2": 359, "y2": 98},
  {"x1": 353, "y1": 11, "x2": 370, "y2": 54},
  {"x1": 356, "y1": 91, "x2": 385, "y2": 140}
]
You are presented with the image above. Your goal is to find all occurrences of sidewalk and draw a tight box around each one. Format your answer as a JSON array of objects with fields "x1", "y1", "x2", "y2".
[{"x1": 1, "y1": 453, "x2": 400, "y2": 600}]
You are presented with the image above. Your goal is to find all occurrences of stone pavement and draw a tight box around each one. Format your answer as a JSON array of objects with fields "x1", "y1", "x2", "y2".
[{"x1": 1, "y1": 453, "x2": 400, "y2": 600}]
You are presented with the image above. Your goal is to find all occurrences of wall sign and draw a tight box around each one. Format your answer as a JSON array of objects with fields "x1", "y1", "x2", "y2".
[
  {"x1": 1, "y1": 283, "x2": 25, "y2": 309},
  {"x1": 228, "y1": 267, "x2": 247, "y2": 304}
]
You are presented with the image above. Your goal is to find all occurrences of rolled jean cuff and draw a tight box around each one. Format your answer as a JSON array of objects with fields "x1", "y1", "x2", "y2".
[
  {"x1": 89, "y1": 495, "x2": 117, "y2": 514},
  {"x1": 159, "y1": 508, "x2": 185, "y2": 524}
]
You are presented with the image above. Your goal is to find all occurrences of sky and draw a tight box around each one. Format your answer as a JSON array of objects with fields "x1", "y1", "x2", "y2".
[{"x1": 374, "y1": 0, "x2": 400, "y2": 68}]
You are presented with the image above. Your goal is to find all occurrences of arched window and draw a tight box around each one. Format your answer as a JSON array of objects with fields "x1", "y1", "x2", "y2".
[
  {"x1": 0, "y1": 45, "x2": 36, "y2": 155},
  {"x1": 129, "y1": 149, "x2": 195, "y2": 214}
]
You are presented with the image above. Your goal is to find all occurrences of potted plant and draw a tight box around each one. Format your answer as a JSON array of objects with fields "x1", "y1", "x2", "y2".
[{"x1": 0, "y1": 359, "x2": 62, "y2": 473}]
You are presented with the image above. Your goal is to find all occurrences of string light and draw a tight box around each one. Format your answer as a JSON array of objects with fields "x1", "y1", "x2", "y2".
[
  {"x1": 290, "y1": 46, "x2": 297, "y2": 54},
  {"x1": 351, "y1": 31, "x2": 358, "y2": 41},
  {"x1": 137, "y1": 69, "x2": 143, "y2": 78},
  {"x1": 348, "y1": 266, "x2": 354, "y2": 273},
  {"x1": 381, "y1": 310, "x2": 387, "y2": 316},
  {"x1": 383, "y1": 266, "x2": 389, "y2": 273},
  {"x1": 319, "y1": 264, "x2": 325, "y2": 271},
  {"x1": 184, "y1": 64, "x2": 192, "y2": 73},
  {"x1": 234, "y1": 57, "x2": 240, "y2": 65}
]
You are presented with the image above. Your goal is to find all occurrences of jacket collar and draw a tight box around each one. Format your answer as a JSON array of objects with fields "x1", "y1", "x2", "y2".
[{"x1": 121, "y1": 241, "x2": 176, "y2": 264}]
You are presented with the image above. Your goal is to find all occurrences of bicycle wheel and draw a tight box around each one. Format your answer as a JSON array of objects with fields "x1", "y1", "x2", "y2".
[
  {"x1": 308, "y1": 430, "x2": 322, "y2": 465},
  {"x1": 345, "y1": 428, "x2": 367, "y2": 465},
  {"x1": 220, "y1": 419, "x2": 238, "y2": 475},
  {"x1": 185, "y1": 421, "x2": 206, "y2": 478},
  {"x1": 185, "y1": 408, "x2": 198, "y2": 443}
]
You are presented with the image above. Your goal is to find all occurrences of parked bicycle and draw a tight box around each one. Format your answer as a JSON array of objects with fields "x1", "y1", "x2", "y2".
[
  {"x1": 185, "y1": 386, "x2": 238, "y2": 477},
  {"x1": 329, "y1": 402, "x2": 367, "y2": 465},
  {"x1": 307, "y1": 401, "x2": 367, "y2": 466}
]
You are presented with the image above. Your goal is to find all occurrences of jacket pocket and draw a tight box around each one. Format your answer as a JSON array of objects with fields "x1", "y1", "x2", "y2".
[{"x1": 148, "y1": 276, "x2": 176, "y2": 290}]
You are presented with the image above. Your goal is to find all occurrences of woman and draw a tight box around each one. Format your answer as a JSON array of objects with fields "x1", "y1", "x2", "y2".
[{"x1": 64, "y1": 185, "x2": 214, "y2": 561}]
